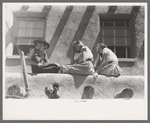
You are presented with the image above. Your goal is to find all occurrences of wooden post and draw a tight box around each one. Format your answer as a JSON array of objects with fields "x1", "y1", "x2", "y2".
[
  {"x1": 20, "y1": 51, "x2": 29, "y2": 92},
  {"x1": 107, "y1": 6, "x2": 117, "y2": 14}
]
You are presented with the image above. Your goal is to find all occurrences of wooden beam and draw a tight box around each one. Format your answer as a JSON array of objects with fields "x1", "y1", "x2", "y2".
[
  {"x1": 42, "y1": 5, "x2": 52, "y2": 12},
  {"x1": 20, "y1": 51, "x2": 29, "y2": 92},
  {"x1": 99, "y1": 14, "x2": 131, "y2": 21},
  {"x1": 42, "y1": 5, "x2": 52, "y2": 17},
  {"x1": 13, "y1": 11, "x2": 47, "y2": 19},
  {"x1": 138, "y1": 40, "x2": 144, "y2": 60},
  {"x1": 130, "y1": 6, "x2": 141, "y2": 19},
  {"x1": 107, "y1": 6, "x2": 117, "y2": 14},
  {"x1": 20, "y1": 5, "x2": 29, "y2": 11}
]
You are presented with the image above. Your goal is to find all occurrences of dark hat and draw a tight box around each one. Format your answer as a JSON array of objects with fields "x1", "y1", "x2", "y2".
[{"x1": 33, "y1": 39, "x2": 50, "y2": 49}]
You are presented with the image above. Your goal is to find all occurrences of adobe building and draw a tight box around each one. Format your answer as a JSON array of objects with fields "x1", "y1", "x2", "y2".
[{"x1": 4, "y1": 4, "x2": 145, "y2": 75}]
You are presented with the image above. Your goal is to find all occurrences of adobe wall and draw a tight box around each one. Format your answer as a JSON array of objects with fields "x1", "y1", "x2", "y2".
[
  {"x1": 5, "y1": 5, "x2": 145, "y2": 62},
  {"x1": 44, "y1": 6, "x2": 145, "y2": 63},
  {"x1": 129, "y1": 6, "x2": 145, "y2": 58},
  {"x1": 5, "y1": 73, "x2": 144, "y2": 99},
  {"x1": 4, "y1": 4, "x2": 22, "y2": 57},
  {"x1": 4, "y1": 5, "x2": 145, "y2": 99},
  {"x1": 45, "y1": 6, "x2": 106, "y2": 64},
  {"x1": 135, "y1": 6, "x2": 144, "y2": 58}
]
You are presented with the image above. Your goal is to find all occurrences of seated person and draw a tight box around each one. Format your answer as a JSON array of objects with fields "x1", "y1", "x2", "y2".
[
  {"x1": 94, "y1": 43, "x2": 122, "y2": 77},
  {"x1": 60, "y1": 40, "x2": 95, "y2": 75},
  {"x1": 28, "y1": 39, "x2": 60, "y2": 73}
]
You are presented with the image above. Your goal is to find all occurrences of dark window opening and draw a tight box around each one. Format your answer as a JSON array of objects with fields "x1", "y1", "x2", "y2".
[
  {"x1": 13, "y1": 37, "x2": 42, "y2": 55},
  {"x1": 108, "y1": 46, "x2": 114, "y2": 52},
  {"x1": 126, "y1": 22, "x2": 129, "y2": 27},
  {"x1": 107, "y1": 46, "x2": 130, "y2": 58},
  {"x1": 104, "y1": 22, "x2": 113, "y2": 26},
  {"x1": 115, "y1": 22, "x2": 125, "y2": 27},
  {"x1": 13, "y1": 45, "x2": 34, "y2": 56},
  {"x1": 116, "y1": 47, "x2": 131, "y2": 58},
  {"x1": 116, "y1": 47, "x2": 126, "y2": 58},
  {"x1": 127, "y1": 47, "x2": 131, "y2": 58}
]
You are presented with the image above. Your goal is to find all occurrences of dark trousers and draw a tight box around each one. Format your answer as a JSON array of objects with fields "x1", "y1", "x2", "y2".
[{"x1": 31, "y1": 64, "x2": 60, "y2": 73}]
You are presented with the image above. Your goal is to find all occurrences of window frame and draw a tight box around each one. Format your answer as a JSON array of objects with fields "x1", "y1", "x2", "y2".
[
  {"x1": 16, "y1": 18, "x2": 46, "y2": 38},
  {"x1": 100, "y1": 21, "x2": 131, "y2": 58},
  {"x1": 12, "y1": 13, "x2": 46, "y2": 56}
]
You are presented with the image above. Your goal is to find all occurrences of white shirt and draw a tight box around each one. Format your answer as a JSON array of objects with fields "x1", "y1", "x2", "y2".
[
  {"x1": 78, "y1": 46, "x2": 93, "y2": 62},
  {"x1": 103, "y1": 48, "x2": 118, "y2": 63}
]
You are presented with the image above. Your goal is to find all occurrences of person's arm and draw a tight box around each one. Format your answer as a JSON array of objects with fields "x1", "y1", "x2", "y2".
[
  {"x1": 43, "y1": 52, "x2": 51, "y2": 66},
  {"x1": 34, "y1": 55, "x2": 44, "y2": 67},
  {"x1": 31, "y1": 49, "x2": 42, "y2": 63},
  {"x1": 34, "y1": 55, "x2": 42, "y2": 63},
  {"x1": 34, "y1": 51, "x2": 44, "y2": 67},
  {"x1": 79, "y1": 47, "x2": 87, "y2": 62},
  {"x1": 74, "y1": 57, "x2": 79, "y2": 64},
  {"x1": 44, "y1": 53, "x2": 49, "y2": 63},
  {"x1": 44, "y1": 52, "x2": 50, "y2": 63},
  {"x1": 93, "y1": 53, "x2": 100, "y2": 81},
  {"x1": 94, "y1": 54, "x2": 100, "y2": 71},
  {"x1": 96, "y1": 53, "x2": 107, "y2": 72}
]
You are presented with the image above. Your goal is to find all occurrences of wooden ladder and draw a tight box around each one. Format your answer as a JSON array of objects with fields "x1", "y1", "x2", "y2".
[{"x1": 20, "y1": 51, "x2": 29, "y2": 92}]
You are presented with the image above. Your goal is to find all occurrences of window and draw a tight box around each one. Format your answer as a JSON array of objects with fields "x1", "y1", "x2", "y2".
[
  {"x1": 17, "y1": 20, "x2": 44, "y2": 37},
  {"x1": 101, "y1": 21, "x2": 130, "y2": 58},
  {"x1": 13, "y1": 19, "x2": 45, "y2": 55}
]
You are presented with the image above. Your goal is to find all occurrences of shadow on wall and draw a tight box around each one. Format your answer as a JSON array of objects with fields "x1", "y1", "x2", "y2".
[
  {"x1": 47, "y1": 6, "x2": 73, "y2": 58},
  {"x1": 72, "y1": 74, "x2": 88, "y2": 88},
  {"x1": 66, "y1": 6, "x2": 96, "y2": 58},
  {"x1": 138, "y1": 40, "x2": 144, "y2": 60},
  {"x1": 92, "y1": 32, "x2": 101, "y2": 62}
]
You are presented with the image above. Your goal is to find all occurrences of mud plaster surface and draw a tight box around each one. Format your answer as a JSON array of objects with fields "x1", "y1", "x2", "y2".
[{"x1": 5, "y1": 73, "x2": 144, "y2": 99}]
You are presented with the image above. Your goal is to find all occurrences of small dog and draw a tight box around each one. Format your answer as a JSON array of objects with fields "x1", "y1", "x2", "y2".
[{"x1": 45, "y1": 83, "x2": 60, "y2": 99}]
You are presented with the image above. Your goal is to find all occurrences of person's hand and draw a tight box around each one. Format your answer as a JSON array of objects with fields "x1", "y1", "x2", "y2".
[
  {"x1": 61, "y1": 65, "x2": 68, "y2": 73},
  {"x1": 38, "y1": 62, "x2": 44, "y2": 67},
  {"x1": 93, "y1": 72, "x2": 98, "y2": 81},
  {"x1": 43, "y1": 62, "x2": 49, "y2": 66}
]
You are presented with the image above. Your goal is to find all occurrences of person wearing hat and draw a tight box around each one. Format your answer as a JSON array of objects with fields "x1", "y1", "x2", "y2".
[{"x1": 28, "y1": 39, "x2": 60, "y2": 73}]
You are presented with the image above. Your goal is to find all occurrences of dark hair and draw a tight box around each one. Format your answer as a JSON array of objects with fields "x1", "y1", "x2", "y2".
[
  {"x1": 73, "y1": 40, "x2": 80, "y2": 45},
  {"x1": 96, "y1": 43, "x2": 107, "y2": 50},
  {"x1": 72, "y1": 40, "x2": 82, "y2": 53}
]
